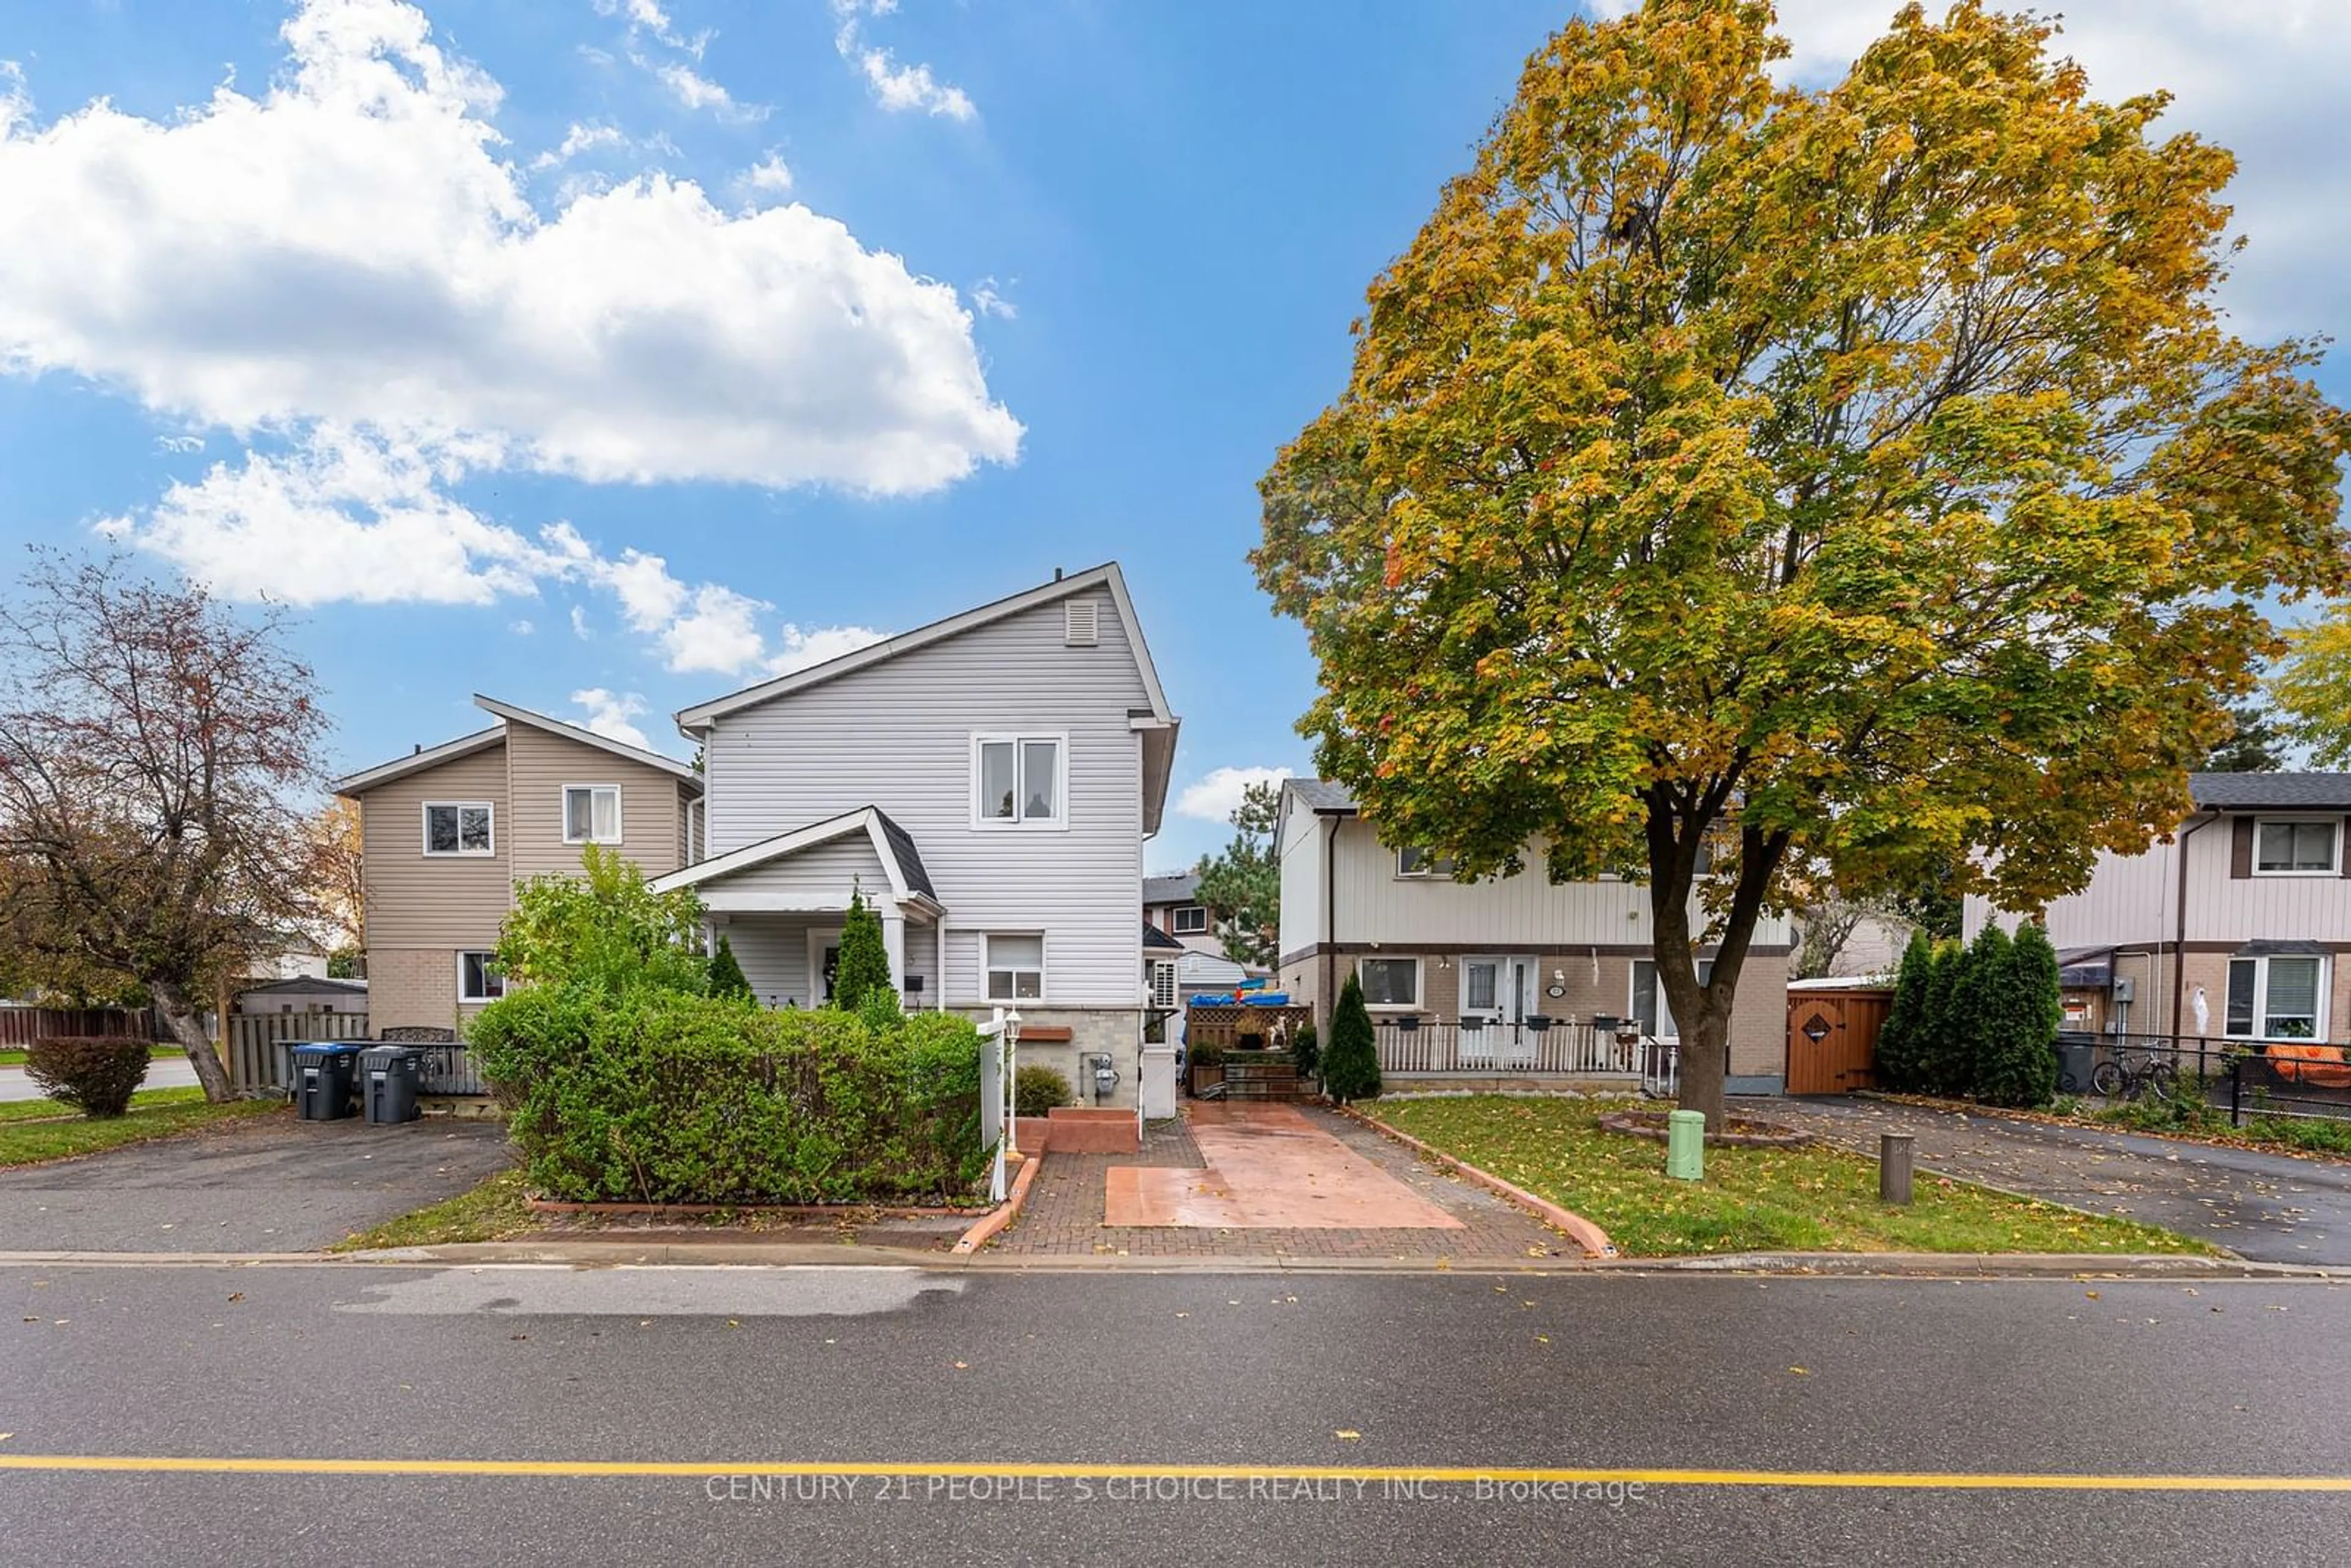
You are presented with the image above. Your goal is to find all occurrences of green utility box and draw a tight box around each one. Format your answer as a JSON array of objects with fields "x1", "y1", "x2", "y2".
[{"x1": 1665, "y1": 1109, "x2": 1706, "y2": 1180}]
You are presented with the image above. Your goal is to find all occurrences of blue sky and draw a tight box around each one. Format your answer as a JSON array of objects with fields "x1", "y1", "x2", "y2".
[{"x1": 0, "y1": 1, "x2": 2344, "y2": 874}]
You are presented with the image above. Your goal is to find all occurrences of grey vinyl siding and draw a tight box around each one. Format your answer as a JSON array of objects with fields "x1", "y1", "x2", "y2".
[
  {"x1": 716, "y1": 911, "x2": 944, "y2": 1010},
  {"x1": 703, "y1": 584, "x2": 1147, "y2": 1008},
  {"x1": 711, "y1": 835, "x2": 889, "y2": 904},
  {"x1": 356, "y1": 742, "x2": 511, "y2": 949},
  {"x1": 503, "y1": 724, "x2": 688, "y2": 886}
]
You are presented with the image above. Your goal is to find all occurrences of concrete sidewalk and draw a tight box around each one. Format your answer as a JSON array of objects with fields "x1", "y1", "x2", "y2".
[{"x1": 1750, "y1": 1095, "x2": 2351, "y2": 1266}]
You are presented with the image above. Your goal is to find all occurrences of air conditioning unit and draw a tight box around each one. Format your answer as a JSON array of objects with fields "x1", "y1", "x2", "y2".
[{"x1": 2110, "y1": 977, "x2": 2134, "y2": 1002}]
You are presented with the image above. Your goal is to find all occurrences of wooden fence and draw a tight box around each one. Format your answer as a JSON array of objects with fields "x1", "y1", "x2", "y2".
[
  {"x1": 0, "y1": 1006, "x2": 163, "y2": 1047},
  {"x1": 1184, "y1": 1003, "x2": 1314, "y2": 1051},
  {"x1": 223, "y1": 1011, "x2": 373, "y2": 1093}
]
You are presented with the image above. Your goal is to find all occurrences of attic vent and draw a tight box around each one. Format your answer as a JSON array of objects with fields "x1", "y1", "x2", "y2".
[{"x1": 1063, "y1": 599, "x2": 1100, "y2": 648}]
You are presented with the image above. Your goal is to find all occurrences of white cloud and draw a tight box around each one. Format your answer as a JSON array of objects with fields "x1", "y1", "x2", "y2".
[
  {"x1": 570, "y1": 604, "x2": 593, "y2": 639},
  {"x1": 832, "y1": 1, "x2": 976, "y2": 121},
  {"x1": 154, "y1": 433, "x2": 204, "y2": 454},
  {"x1": 648, "y1": 58, "x2": 765, "y2": 121},
  {"x1": 529, "y1": 121, "x2": 623, "y2": 172},
  {"x1": 509, "y1": 618, "x2": 534, "y2": 635},
  {"x1": 740, "y1": 149, "x2": 793, "y2": 195},
  {"x1": 970, "y1": 277, "x2": 1016, "y2": 320},
  {"x1": 0, "y1": 0, "x2": 1021, "y2": 498},
  {"x1": 1585, "y1": 0, "x2": 2351, "y2": 345},
  {"x1": 770, "y1": 622, "x2": 888, "y2": 674},
  {"x1": 1176, "y1": 766, "x2": 1294, "y2": 824},
  {"x1": 569, "y1": 686, "x2": 654, "y2": 751}
]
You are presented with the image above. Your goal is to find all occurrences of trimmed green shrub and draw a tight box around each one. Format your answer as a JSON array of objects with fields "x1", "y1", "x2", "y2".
[
  {"x1": 470, "y1": 988, "x2": 988, "y2": 1205},
  {"x1": 1322, "y1": 973, "x2": 1381, "y2": 1103},
  {"x1": 1291, "y1": 1019, "x2": 1320, "y2": 1080},
  {"x1": 1947, "y1": 923, "x2": 2012, "y2": 1098},
  {"x1": 1187, "y1": 1039, "x2": 1224, "y2": 1070},
  {"x1": 833, "y1": 886, "x2": 893, "y2": 1013},
  {"x1": 707, "y1": 934, "x2": 751, "y2": 1000},
  {"x1": 24, "y1": 1035, "x2": 151, "y2": 1118},
  {"x1": 1014, "y1": 1065, "x2": 1075, "y2": 1118},
  {"x1": 1874, "y1": 929, "x2": 1935, "y2": 1092},
  {"x1": 1916, "y1": 936, "x2": 1968, "y2": 1095},
  {"x1": 1973, "y1": 922, "x2": 2061, "y2": 1107}
]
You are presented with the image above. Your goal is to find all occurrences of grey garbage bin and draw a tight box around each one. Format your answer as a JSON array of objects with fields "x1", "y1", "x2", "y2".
[
  {"x1": 360, "y1": 1046, "x2": 425, "y2": 1125},
  {"x1": 291, "y1": 1043, "x2": 363, "y2": 1120},
  {"x1": 2055, "y1": 1032, "x2": 2098, "y2": 1096}
]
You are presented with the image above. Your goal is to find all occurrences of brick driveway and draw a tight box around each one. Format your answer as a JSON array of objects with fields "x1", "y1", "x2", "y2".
[{"x1": 988, "y1": 1102, "x2": 1573, "y2": 1261}]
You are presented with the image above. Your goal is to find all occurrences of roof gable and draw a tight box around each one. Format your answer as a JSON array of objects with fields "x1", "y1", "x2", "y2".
[
  {"x1": 674, "y1": 563, "x2": 1173, "y2": 732},
  {"x1": 474, "y1": 696, "x2": 702, "y2": 786},
  {"x1": 650, "y1": 806, "x2": 937, "y2": 907},
  {"x1": 334, "y1": 726, "x2": 506, "y2": 797}
]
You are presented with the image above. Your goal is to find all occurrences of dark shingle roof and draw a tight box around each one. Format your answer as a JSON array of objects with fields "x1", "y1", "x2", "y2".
[
  {"x1": 2189, "y1": 773, "x2": 2351, "y2": 811},
  {"x1": 1284, "y1": 779, "x2": 1358, "y2": 813},
  {"x1": 1143, "y1": 921, "x2": 1186, "y2": 952},
  {"x1": 870, "y1": 809, "x2": 936, "y2": 900},
  {"x1": 1144, "y1": 872, "x2": 1201, "y2": 905},
  {"x1": 236, "y1": 976, "x2": 369, "y2": 996}
]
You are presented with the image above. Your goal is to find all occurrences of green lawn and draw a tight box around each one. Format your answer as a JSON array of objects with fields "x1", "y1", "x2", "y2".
[
  {"x1": 0, "y1": 1043, "x2": 186, "y2": 1067},
  {"x1": 332, "y1": 1169, "x2": 536, "y2": 1251},
  {"x1": 0, "y1": 1092, "x2": 280, "y2": 1165},
  {"x1": 1374, "y1": 1095, "x2": 2209, "y2": 1258}
]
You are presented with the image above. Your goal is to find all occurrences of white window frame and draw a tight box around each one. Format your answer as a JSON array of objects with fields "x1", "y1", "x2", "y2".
[
  {"x1": 422, "y1": 800, "x2": 495, "y2": 858},
  {"x1": 1631, "y1": 958, "x2": 1714, "y2": 1041},
  {"x1": 561, "y1": 784, "x2": 624, "y2": 846},
  {"x1": 1171, "y1": 904, "x2": 1209, "y2": 935},
  {"x1": 984, "y1": 932, "x2": 1046, "y2": 1003},
  {"x1": 457, "y1": 950, "x2": 506, "y2": 1003},
  {"x1": 1355, "y1": 956, "x2": 1421, "y2": 1010},
  {"x1": 2252, "y1": 816, "x2": 2342, "y2": 877},
  {"x1": 970, "y1": 732, "x2": 1070, "y2": 831},
  {"x1": 2225, "y1": 953, "x2": 2330, "y2": 1041},
  {"x1": 1395, "y1": 846, "x2": 1458, "y2": 878}
]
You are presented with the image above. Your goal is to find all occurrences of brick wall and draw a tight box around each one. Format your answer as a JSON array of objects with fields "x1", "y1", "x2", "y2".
[{"x1": 367, "y1": 948, "x2": 460, "y2": 1034}]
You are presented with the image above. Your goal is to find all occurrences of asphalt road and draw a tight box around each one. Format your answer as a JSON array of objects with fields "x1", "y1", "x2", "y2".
[
  {"x1": 3, "y1": 1262, "x2": 2347, "y2": 1566},
  {"x1": 0, "y1": 1116, "x2": 512, "y2": 1251},
  {"x1": 0, "y1": 1059, "x2": 201, "y2": 1102}
]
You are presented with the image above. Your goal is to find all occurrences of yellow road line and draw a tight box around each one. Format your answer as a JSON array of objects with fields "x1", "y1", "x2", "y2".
[{"x1": 0, "y1": 1455, "x2": 2347, "y2": 1490}]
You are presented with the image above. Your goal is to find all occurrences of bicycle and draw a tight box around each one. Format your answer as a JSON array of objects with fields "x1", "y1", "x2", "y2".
[{"x1": 2090, "y1": 1042, "x2": 2176, "y2": 1102}]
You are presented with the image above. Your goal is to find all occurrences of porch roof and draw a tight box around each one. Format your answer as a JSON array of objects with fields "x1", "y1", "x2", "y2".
[{"x1": 649, "y1": 806, "x2": 942, "y2": 913}]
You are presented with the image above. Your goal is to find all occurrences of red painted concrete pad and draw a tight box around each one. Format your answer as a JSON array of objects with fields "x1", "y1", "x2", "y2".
[{"x1": 1103, "y1": 1103, "x2": 1464, "y2": 1229}]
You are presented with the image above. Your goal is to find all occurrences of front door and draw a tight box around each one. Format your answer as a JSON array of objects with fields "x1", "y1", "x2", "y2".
[{"x1": 1461, "y1": 956, "x2": 1535, "y2": 1065}]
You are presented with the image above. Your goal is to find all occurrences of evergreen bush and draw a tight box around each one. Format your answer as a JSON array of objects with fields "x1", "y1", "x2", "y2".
[
  {"x1": 1948, "y1": 923, "x2": 2012, "y2": 1098},
  {"x1": 1322, "y1": 973, "x2": 1382, "y2": 1103},
  {"x1": 707, "y1": 934, "x2": 752, "y2": 1000},
  {"x1": 1973, "y1": 922, "x2": 2061, "y2": 1107},
  {"x1": 832, "y1": 886, "x2": 894, "y2": 1013},
  {"x1": 1291, "y1": 1018, "x2": 1321, "y2": 1080},
  {"x1": 1014, "y1": 1065, "x2": 1076, "y2": 1118},
  {"x1": 1875, "y1": 929, "x2": 1935, "y2": 1091},
  {"x1": 1916, "y1": 937, "x2": 1967, "y2": 1095}
]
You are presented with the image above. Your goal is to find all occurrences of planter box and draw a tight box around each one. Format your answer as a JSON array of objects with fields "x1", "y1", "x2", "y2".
[
  {"x1": 1044, "y1": 1105, "x2": 1139, "y2": 1154},
  {"x1": 1187, "y1": 1062, "x2": 1224, "y2": 1097}
]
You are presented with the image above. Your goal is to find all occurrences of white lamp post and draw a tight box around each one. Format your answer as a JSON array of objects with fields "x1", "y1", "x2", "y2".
[{"x1": 1001, "y1": 1007, "x2": 1023, "y2": 1160}]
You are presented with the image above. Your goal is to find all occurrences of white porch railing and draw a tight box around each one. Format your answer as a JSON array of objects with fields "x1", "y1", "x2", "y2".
[{"x1": 1373, "y1": 1021, "x2": 1644, "y2": 1076}]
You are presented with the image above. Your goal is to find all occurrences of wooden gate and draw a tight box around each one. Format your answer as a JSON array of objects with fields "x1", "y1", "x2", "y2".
[{"x1": 1785, "y1": 988, "x2": 1891, "y2": 1095}]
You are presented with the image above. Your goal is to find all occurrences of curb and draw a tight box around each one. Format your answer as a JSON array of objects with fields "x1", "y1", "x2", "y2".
[
  {"x1": 524, "y1": 1197, "x2": 972, "y2": 1220},
  {"x1": 1337, "y1": 1105, "x2": 1618, "y2": 1259},
  {"x1": 951, "y1": 1151, "x2": 1043, "y2": 1255}
]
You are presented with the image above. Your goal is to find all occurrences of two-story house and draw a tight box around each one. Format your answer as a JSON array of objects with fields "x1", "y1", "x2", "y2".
[
  {"x1": 1274, "y1": 779, "x2": 1799, "y2": 1092},
  {"x1": 1965, "y1": 773, "x2": 2351, "y2": 1045},
  {"x1": 650, "y1": 565, "x2": 1179, "y2": 1106},
  {"x1": 1144, "y1": 873, "x2": 1221, "y2": 956},
  {"x1": 334, "y1": 696, "x2": 705, "y2": 1034}
]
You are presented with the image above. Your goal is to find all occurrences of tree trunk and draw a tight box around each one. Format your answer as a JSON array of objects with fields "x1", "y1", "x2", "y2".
[
  {"x1": 149, "y1": 978, "x2": 234, "y2": 1102},
  {"x1": 1677, "y1": 1005, "x2": 1731, "y2": 1133}
]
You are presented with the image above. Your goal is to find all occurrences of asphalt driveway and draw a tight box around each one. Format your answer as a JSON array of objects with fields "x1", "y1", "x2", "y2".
[
  {"x1": 0, "y1": 1111, "x2": 512, "y2": 1253},
  {"x1": 1748, "y1": 1095, "x2": 2351, "y2": 1266}
]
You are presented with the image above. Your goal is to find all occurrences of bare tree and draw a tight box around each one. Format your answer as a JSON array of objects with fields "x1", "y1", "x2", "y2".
[{"x1": 0, "y1": 552, "x2": 329, "y2": 1100}]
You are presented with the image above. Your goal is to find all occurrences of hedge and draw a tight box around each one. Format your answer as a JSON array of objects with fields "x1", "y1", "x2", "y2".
[{"x1": 470, "y1": 985, "x2": 989, "y2": 1204}]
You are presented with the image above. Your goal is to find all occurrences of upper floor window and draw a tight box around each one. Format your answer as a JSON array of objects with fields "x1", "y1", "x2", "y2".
[
  {"x1": 2255, "y1": 819, "x2": 2340, "y2": 876},
  {"x1": 1397, "y1": 846, "x2": 1457, "y2": 877},
  {"x1": 563, "y1": 784, "x2": 622, "y2": 845},
  {"x1": 423, "y1": 801, "x2": 493, "y2": 857},
  {"x1": 973, "y1": 735, "x2": 1065, "y2": 828},
  {"x1": 1171, "y1": 904, "x2": 1209, "y2": 935}
]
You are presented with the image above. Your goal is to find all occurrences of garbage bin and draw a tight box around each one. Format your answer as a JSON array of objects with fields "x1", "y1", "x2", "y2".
[
  {"x1": 2055, "y1": 1032, "x2": 2098, "y2": 1096},
  {"x1": 359, "y1": 1046, "x2": 424, "y2": 1125},
  {"x1": 291, "y1": 1042, "x2": 364, "y2": 1120}
]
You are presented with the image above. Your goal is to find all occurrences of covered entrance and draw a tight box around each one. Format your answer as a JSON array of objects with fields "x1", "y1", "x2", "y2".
[{"x1": 1458, "y1": 954, "x2": 1538, "y2": 1068}]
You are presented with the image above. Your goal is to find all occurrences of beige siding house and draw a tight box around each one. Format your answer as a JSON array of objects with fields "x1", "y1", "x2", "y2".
[
  {"x1": 1966, "y1": 773, "x2": 2351, "y2": 1045},
  {"x1": 335, "y1": 696, "x2": 703, "y2": 1034},
  {"x1": 1275, "y1": 779, "x2": 1799, "y2": 1092}
]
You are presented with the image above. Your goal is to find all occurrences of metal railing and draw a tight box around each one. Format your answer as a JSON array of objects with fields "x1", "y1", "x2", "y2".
[
  {"x1": 1373, "y1": 1019, "x2": 1644, "y2": 1076},
  {"x1": 2063, "y1": 1032, "x2": 2351, "y2": 1126}
]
